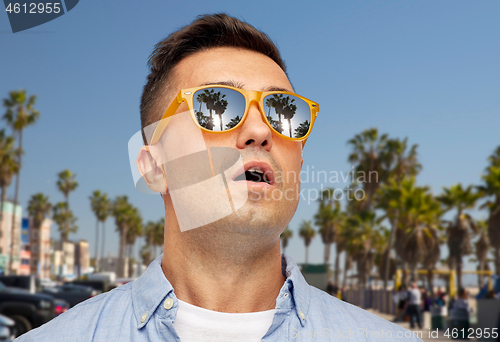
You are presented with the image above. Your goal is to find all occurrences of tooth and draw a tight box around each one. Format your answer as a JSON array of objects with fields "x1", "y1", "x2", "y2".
[{"x1": 248, "y1": 167, "x2": 263, "y2": 173}]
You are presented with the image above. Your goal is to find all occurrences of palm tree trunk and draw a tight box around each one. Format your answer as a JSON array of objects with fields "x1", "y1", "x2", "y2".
[
  {"x1": 410, "y1": 264, "x2": 417, "y2": 282},
  {"x1": 128, "y1": 244, "x2": 134, "y2": 278},
  {"x1": 495, "y1": 247, "x2": 500, "y2": 275},
  {"x1": 305, "y1": 246, "x2": 309, "y2": 266},
  {"x1": 118, "y1": 226, "x2": 127, "y2": 278},
  {"x1": 343, "y1": 252, "x2": 350, "y2": 288},
  {"x1": 8, "y1": 130, "x2": 22, "y2": 275},
  {"x1": 95, "y1": 219, "x2": 99, "y2": 271},
  {"x1": 456, "y1": 256, "x2": 463, "y2": 291},
  {"x1": 324, "y1": 242, "x2": 331, "y2": 264},
  {"x1": 478, "y1": 261, "x2": 484, "y2": 289},
  {"x1": 427, "y1": 269, "x2": 435, "y2": 297},
  {"x1": 384, "y1": 218, "x2": 398, "y2": 289},
  {"x1": 0, "y1": 186, "x2": 6, "y2": 230},
  {"x1": 101, "y1": 221, "x2": 106, "y2": 263},
  {"x1": 288, "y1": 119, "x2": 292, "y2": 138},
  {"x1": 334, "y1": 247, "x2": 341, "y2": 286},
  {"x1": 402, "y1": 261, "x2": 408, "y2": 286}
]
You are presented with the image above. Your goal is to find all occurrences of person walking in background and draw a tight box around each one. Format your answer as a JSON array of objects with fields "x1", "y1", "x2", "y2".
[
  {"x1": 393, "y1": 285, "x2": 408, "y2": 322},
  {"x1": 452, "y1": 288, "x2": 472, "y2": 316},
  {"x1": 406, "y1": 281, "x2": 422, "y2": 329}
]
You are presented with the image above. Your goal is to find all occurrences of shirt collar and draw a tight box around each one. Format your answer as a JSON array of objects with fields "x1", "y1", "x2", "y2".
[
  {"x1": 280, "y1": 254, "x2": 311, "y2": 327},
  {"x1": 131, "y1": 253, "x2": 311, "y2": 329},
  {"x1": 132, "y1": 255, "x2": 173, "y2": 329}
]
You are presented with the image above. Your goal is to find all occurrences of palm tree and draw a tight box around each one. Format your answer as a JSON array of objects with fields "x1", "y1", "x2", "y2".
[
  {"x1": 225, "y1": 116, "x2": 241, "y2": 130},
  {"x1": 28, "y1": 193, "x2": 52, "y2": 275},
  {"x1": 378, "y1": 137, "x2": 421, "y2": 288},
  {"x1": 90, "y1": 191, "x2": 101, "y2": 269},
  {"x1": 98, "y1": 194, "x2": 111, "y2": 264},
  {"x1": 53, "y1": 202, "x2": 78, "y2": 242},
  {"x1": 266, "y1": 94, "x2": 284, "y2": 134},
  {"x1": 200, "y1": 89, "x2": 216, "y2": 130},
  {"x1": 344, "y1": 210, "x2": 380, "y2": 289},
  {"x1": 57, "y1": 169, "x2": 78, "y2": 205},
  {"x1": 379, "y1": 177, "x2": 443, "y2": 286},
  {"x1": 475, "y1": 220, "x2": 490, "y2": 288},
  {"x1": 212, "y1": 93, "x2": 228, "y2": 131},
  {"x1": 112, "y1": 196, "x2": 141, "y2": 278},
  {"x1": 281, "y1": 96, "x2": 296, "y2": 137},
  {"x1": 28, "y1": 193, "x2": 52, "y2": 231},
  {"x1": 374, "y1": 228, "x2": 396, "y2": 286},
  {"x1": 280, "y1": 226, "x2": 293, "y2": 254},
  {"x1": 89, "y1": 190, "x2": 111, "y2": 271},
  {"x1": 0, "y1": 130, "x2": 20, "y2": 230},
  {"x1": 143, "y1": 221, "x2": 157, "y2": 264},
  {"x1": 347, "y1": 128, "x2": 389, "y2": 211},
  {"x1": 478, "y1": 148, "x2": 500, "y2": 273},
  {"x1": 314, "y1": 188, "x2": 338, "y2": 265},
  {"x1": 333, "y1": 214, "x2": 349, "y2": 287},
  {"x1": 3, "y1": 89, "x2": 40, "y2": 274},
  {"x1": 196, "y1": 92, "x2": 208, "y2": 113},
  {"x1": 153, "y1": 218, "x2": 164, "y2": 256},
  {"x1": 437, "y1": 184, "x2": 481, "y2": 290},
  {"x1": 294, "y1": 120, "x2": 310, "y2": 138},
  {"x1": 299, "y1": 220, "x2": 316, "y2": 266},
  {"x1": 125, "y1": 213, "x2": 143, "y2": 277},
  {"x1": 55, "y1": 169, "x2": 78, "y2": 253}
]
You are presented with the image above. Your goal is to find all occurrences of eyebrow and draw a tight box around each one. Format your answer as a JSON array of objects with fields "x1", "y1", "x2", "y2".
[{"x1": 200, "y1": 80, "x2": 293, "y2": 93}]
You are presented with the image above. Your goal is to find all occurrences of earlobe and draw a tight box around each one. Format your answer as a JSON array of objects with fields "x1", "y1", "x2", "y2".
[{"x1": 136, "y1": 146, "x2": 168, "y2": 193}]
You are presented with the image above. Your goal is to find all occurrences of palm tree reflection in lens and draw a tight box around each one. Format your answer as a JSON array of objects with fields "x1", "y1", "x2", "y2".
[{"x1": 195, "y1": 89, "x2": 228, "y2": 131}]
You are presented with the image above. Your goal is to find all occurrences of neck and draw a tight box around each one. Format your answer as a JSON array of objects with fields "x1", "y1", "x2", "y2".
[{"x1": 161, "y1": 196, "x2": 285, "y2": 313}]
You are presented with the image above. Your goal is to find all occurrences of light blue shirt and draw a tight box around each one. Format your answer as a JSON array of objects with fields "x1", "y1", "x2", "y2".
[{"x1": 16, "y1": 255, "x2": 422, "y2": 341}]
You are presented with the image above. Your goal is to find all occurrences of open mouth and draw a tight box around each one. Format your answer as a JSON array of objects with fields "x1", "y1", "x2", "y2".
[
  {"x1": 234, "y1": 167, "x2": 271, "y2": 184},
  {"x1": 232, "y1": 162, "x2": 275, "y2": 186}
]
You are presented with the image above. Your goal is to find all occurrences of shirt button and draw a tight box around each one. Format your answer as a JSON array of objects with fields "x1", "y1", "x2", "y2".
[
  {"x1": 284, "y1": 293, "x2": 289, "y2": 298},
  {"x1": 164, "y1": 298, "x2": 174, "y2": 310},
  {"x1": 298, "y1": 309, "x2": 305, "y2": 320},
  {"x1": 141, "y1": 312, "x2": 148, "y2": 323}
]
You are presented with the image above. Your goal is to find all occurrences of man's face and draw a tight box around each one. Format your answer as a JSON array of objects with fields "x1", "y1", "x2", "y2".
[{"x1": 162, "y1": 47, "x2": 303, "y2": 238}]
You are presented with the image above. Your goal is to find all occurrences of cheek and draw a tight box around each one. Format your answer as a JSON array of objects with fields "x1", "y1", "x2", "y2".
[{"x1": 275, "y1": 141, "x2": 302, "y2": 183}]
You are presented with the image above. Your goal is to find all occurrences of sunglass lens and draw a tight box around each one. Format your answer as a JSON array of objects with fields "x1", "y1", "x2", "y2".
[
  {"x1": 263, "y1": 94, "x2": 311, "y2": 139},
  {"x1": 193, "y1": 88, "x2": 245, "y2": 131}
]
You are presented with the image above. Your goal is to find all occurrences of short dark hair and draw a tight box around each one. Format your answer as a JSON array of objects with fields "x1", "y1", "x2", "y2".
[{"x1": 140, "y1": 13, "x2": 287, "y2": 142}]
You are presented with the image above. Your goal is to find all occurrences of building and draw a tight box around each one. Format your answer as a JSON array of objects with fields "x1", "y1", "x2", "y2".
[
  {"x1": 29, "y1": 218, "x2": 52, "y2": 279},
  {"x1": 74, "y1": 240, "x2": 89, "y2": 276},
  {"x1": 53, "y1": 240, "x2": 75, "y2": 279},
  {"x1": 0, "y1": 201, "x2": 22, "y2": 274},
  {"x1": 18, "y1": 218, "x2": 31, "y2": 275}
]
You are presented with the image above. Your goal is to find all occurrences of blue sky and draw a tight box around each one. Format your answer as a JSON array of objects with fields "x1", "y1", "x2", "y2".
[{"x1": 1, "y1": 1, "x2": 499, "y2": 279}]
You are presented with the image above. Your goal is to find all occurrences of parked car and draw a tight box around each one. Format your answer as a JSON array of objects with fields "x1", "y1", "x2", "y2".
[
  {"x1": 42, "y1": 284, "x2": 97, "y2": 308},
  {"x1": 0, "y1": 276, "x2": 36, "y2": 294},
  {"x1": 36, "y1": 278, "x2": 57, "y2": 290},
  {"x1": 0, "y1": 281, "x2": 55, "y2": 336},
  {"x1": 68, "y1": 279, "x2": 108, "y2": 293},
  {"x1": 0, "y1": 314, "x2": 15, "y2": 341},
  {"x1": 53, "y1": 299, "x2": 69, "y2": 316}
]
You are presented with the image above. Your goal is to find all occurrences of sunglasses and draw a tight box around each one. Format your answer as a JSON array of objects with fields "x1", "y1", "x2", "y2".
[{"x1": 149, "y1": 85, "x2": 319, "y2": 146}]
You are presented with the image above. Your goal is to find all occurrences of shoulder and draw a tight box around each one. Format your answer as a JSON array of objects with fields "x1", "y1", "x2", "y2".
[
  {"x1": 306, "y1": 286, "x2": 422, "y2": 341},
  {"x1": 15, "y1": 283, "x2": 133, "y2": 342}
]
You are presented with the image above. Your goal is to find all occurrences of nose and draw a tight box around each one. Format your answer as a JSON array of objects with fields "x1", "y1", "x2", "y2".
[{"x1": 235, "y1": 102, "x2": 273, "y2": 151}]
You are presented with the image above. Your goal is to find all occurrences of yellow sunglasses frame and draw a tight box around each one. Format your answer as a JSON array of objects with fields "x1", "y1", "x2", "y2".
[{"x1": 149, "y1": 84, "x2": 319, "y2": 146}]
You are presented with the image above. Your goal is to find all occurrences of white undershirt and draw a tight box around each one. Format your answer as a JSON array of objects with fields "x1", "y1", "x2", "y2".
[{"x1": 172, "y1": 299, "x2": 276, "y2": 342}]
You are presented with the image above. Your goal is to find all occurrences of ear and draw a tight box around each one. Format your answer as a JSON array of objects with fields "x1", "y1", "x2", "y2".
[{"x1": 136, "y1": 146, "x2": 168, "y2": 193}]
